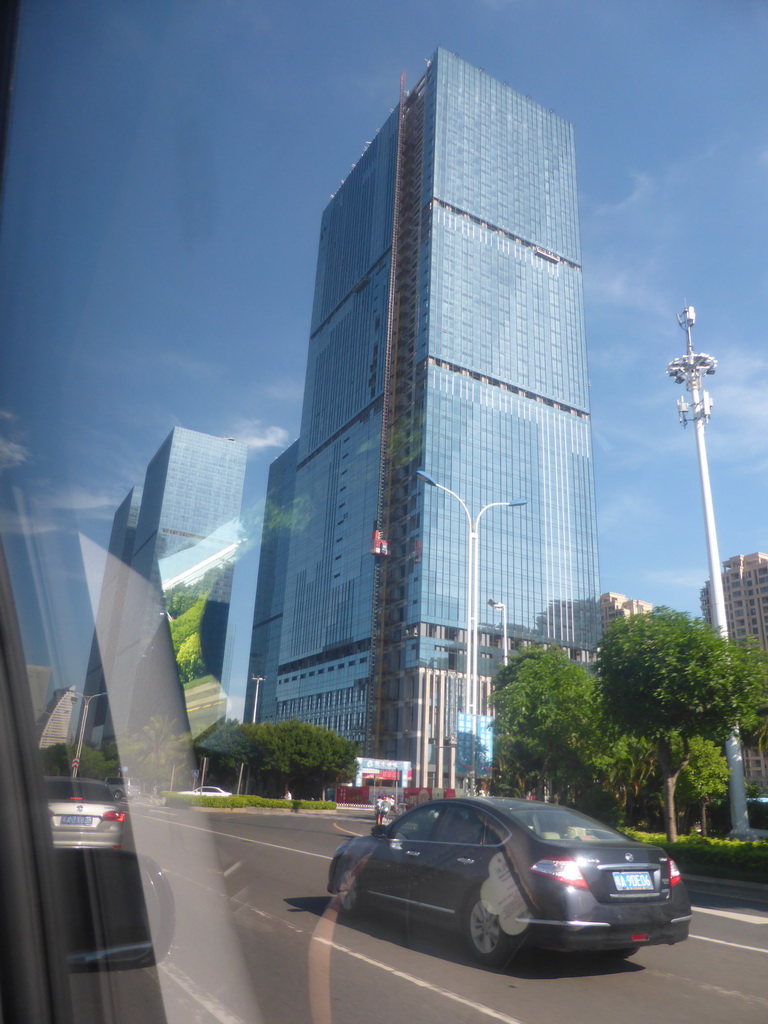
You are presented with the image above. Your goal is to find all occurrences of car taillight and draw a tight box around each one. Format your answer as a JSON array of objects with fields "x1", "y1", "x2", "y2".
[
  {"x1": 102, "y1": 811, "x2": 125, "y2": 822},
  {"x1": 530, "y1": 858, "x2": 589, "y2": 889},
  {"x1": 669, "y1": 859, "x2": 683, "y2": 886}
]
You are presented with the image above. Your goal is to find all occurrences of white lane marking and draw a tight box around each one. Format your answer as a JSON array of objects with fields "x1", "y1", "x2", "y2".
[
  {"x1": 159, "y1": 817, "x2": 333, "y2": 860},
  {"x1": 313, "y1": 935, "x2": 527, "y2": 1024},
  {"x1": 691, "y1": 934, "x2": 768, "y2": 954},
  {"x1": 693, "y1": 907, "x2": 768, "y2": 926},
  {"x1": 160, "y1": 962, "x2": 249, "y2": 1024},
  {"x1": 223, "y1": 860, "x2": 243, "y2": 878}
]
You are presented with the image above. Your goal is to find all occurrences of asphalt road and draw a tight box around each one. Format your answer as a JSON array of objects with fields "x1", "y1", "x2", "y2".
[{"x1": 72, "y1": 803, "x2": 768, "y2": 1024}]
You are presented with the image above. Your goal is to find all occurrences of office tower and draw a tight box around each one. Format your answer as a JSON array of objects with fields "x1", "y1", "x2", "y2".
[
  {"x1": 86, "y1": 427, "x2": 247, "y2": 739},
  {"x1": 249, "y1": 49, "x2": 600, "y2": 786}
]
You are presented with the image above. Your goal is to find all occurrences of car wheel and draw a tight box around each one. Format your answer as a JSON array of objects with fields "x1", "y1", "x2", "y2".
[{"x1": 462, "y1": 891, "x2": 521, "y2": 968}]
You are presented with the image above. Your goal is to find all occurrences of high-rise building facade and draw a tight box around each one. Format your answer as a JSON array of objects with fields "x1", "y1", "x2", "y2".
[
  {"x1": 701, "y1": 552, "x2": 768, "y2": 645},
  {"x1": 249, "y1": 49, "x2": 600, "y2": 786},
  {"x1": 86, "y1": 427, "x2": 247, "y2": 739},
  {"x1": 701, "y1": 552, "x2": 768, "y2": 792},
  {"x1": 600, "y1": 592, "x2": 653, "y2": 635}
]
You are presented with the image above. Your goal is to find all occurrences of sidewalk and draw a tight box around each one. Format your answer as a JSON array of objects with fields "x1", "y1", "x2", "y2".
[{"x1": 683, "y1": 873, "x2": 768, "y2": 899}]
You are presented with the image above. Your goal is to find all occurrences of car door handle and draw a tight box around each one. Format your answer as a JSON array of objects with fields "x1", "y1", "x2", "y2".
[
  {"x1": 456, "y1": 857, "x2": 475, "y2": 865},
  {"x1": 405, "y1": 850, "x2": 421, "y2": 857}
]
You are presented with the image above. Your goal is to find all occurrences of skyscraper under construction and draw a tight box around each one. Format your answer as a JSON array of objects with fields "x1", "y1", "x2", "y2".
[{"x1": 249, "y1": 48, "x2": 600, "y2": 787}]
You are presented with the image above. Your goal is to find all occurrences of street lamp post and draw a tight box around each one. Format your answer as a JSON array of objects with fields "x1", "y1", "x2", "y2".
[
  {"x1": 666, "y1": 305, "x2": 750, "y2": 836},
  {"x1": 416, "y1": 470, "x2": 525, "y2": 792},
  {"x1": 71, "y1": 691, "x2": 108, "y2": 777},
  {"x1": 488, "y1": 599, "x2": 508, "y2": 666}
]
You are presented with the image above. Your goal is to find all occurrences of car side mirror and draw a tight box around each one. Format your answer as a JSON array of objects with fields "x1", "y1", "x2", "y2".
[
  {"x1": 54, "y1": 848, "x2": 174, "y2": 970},
  {"x1": 371, "y1": 824, "x2": 388, "y2": 838}
]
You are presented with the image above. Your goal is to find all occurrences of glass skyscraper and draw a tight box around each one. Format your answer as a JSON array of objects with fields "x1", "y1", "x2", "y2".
[
  {"x1": 86, "y1": 427, "x2": 247, "y2": 740},
  {"x1": 249, "y1": 49, "x2": 600, "y2": 786}
]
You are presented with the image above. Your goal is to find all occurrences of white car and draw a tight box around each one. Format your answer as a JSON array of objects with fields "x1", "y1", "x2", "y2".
[{"x1": 179, "y1": 786, "x2": 232, "y2": 797}]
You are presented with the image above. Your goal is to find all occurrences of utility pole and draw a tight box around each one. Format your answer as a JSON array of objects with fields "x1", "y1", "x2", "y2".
[{"x1": 666, "y1": 305, "x2": 750, "y2": 836}]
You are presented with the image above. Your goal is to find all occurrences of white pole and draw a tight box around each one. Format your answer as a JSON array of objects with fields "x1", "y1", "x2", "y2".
[
  {"x1": 72, "y1": 691, "x2": 107, "y2": 777},
  {"x1": 668, "y1": 308, "x2": 749, "y2": 835},
  {"x1": 502, "y1": 604, "x2": 508, "y2": 665},
  {"x1": 416, "y1": 472, "x2": 525, "y2": 795}
]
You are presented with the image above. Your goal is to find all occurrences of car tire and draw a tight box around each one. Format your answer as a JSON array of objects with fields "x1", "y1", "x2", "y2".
[{"x1": 462, "y1": 890, "x2": 522, "y2": 968}]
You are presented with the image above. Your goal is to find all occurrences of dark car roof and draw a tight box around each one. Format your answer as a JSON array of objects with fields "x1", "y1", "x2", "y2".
[{"x1": 410, "y1": 797, "x2": 630, "y2": 842}]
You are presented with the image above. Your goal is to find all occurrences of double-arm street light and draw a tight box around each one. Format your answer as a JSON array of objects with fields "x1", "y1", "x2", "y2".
[
  {"x1": 71, "y1": 691, "x2": 108, "y2": 777},
  {"x1": 416, "y1": 470, "x2": 526, "y2": 790},
  {"x1": 666, "y1": 305, "x2": 749, "y2": 836}
]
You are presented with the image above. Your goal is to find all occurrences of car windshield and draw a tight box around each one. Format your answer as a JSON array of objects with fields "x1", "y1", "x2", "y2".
[{"x1": 0, "y1": 4, "x2": 763, "y2": 1024}]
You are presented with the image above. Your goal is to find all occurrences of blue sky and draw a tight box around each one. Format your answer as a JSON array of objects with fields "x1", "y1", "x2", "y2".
[{"x1": 2, "y1": 0, "x2": 767, "y2": 716}]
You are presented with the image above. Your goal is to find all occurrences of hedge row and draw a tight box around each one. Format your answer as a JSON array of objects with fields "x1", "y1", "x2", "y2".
[
  {"x1": 624, "y1": 829, "x2": 768, "y2": 884},
  {"x1": 162, "y1": 793, "x2": 336, "y2": 811}
]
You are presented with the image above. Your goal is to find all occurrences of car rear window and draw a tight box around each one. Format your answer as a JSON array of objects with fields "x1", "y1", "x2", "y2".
[
  {"x1": 506, "y1": 806, "x2": 626, "y2": 843},
  {"x1": 46, "y1": 778, "x2": 114, "y2": 802}
]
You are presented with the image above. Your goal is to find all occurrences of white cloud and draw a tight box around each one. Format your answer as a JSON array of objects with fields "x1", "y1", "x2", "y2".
[
  {"x1": 591, "y1": 171, "x2": 656, "y2": 218},
  {"x1": 0, "y1": 437, "x2": 28, "y2": 471},
  {"x1": 45, "y1": 484, "x2": 120, "y2": 514},
  {"x1": 228, "y1": 419, "x2": 290, "y2": 453},
  {"x1": 0, "y1": 408, "x2": 28, "y2": 470}
]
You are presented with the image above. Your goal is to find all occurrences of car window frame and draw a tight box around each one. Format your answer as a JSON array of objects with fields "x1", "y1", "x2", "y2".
[{"x1": 0, "y1": 540, "x2": 75, "y2": 1024}]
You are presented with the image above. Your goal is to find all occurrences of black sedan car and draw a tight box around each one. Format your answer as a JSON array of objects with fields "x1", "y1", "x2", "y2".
[{"x1": 327, "y1": 797, "x2": 691, "y2": 967}]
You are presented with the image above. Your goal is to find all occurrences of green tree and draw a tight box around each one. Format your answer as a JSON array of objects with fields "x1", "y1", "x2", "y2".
[
  {"x1": 176, "y1": 630, "x2": 206, "y2": 686},
  {"x1": 676, "y1": 736, "x2": 729, "y2": 836},
  {"x1": 243, "y1": 719, "x2": 358, "y2": 798},
  {"x1": 121, "y1": 715, "x2": 193, "y2": 791},
  {"x1": 169, "y1": 598, "x2": 207, "y2": 684},
  {"x1": 492, "y1": 646, "x2": 605, "y2": 804},
  {"x1": 600, "y1": 734, "x2": 659, "y2": 828},
  {"x1": 597, "y1": 607, "x2": 768, "y2": 841},
  {"x1": 195, "y1": 719, "x2": 253, "y2": 788},
  {"x1": 39, "y1": 742, "x2": 117, "y2": 779}
]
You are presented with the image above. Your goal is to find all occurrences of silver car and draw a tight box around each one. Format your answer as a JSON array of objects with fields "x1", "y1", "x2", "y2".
[{"x1": 46, "y1": 777, "x2": 126, "y2": 850}]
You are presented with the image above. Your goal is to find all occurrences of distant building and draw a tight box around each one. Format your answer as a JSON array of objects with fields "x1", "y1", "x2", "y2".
[
  {"x1": 701, "y1": 552, "x2": 768, "y2": 792},
  {"x1": 600, "y1": 592, "x2": 653, "y2": 634},
  {"x1": 85, "y1": 427, "x2": 247, "y2": 741},
  {"x1": 37, "y1": 686, "x2": 76, "y2": 748},
  {"x1": 249, "y1": 49, "x2": 601, "y2": 788},
  {"x1": 27, "y1": 664, "x2": 52, "y2": 721},
  {"x1": 701, "y1": 552, "x2": 768, "y2": 645}
]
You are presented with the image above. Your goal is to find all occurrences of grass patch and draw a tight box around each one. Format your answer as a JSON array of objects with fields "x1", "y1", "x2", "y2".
[{"x1": 162, "y1": 792, "x2": 336, "y2": 811}]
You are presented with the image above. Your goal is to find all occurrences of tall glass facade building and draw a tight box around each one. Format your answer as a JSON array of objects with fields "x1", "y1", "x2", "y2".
[
  {"x1": 249, "y1": 49, "x2": 600, "y2": 786},
  {"x1": 86, "y1": 427, "x2": 247, "y2": 739}
]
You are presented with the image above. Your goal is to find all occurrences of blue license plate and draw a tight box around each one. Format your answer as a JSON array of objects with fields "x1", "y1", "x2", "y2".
[
  {"x1": 61, "y1": 815, "x2": 92, "y2": 825},
  {"x1": 613, "y1": 870, "x2": 653, "y2": 891}
]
